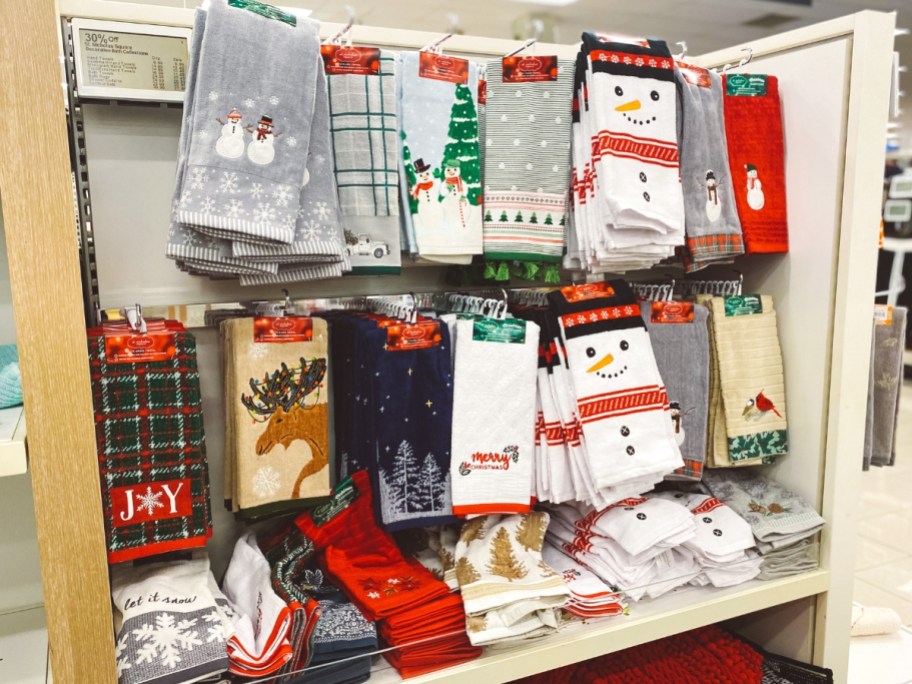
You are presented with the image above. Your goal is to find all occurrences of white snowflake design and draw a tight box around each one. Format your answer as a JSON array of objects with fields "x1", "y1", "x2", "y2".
[
  {"x1": 249, "y1": 342, "x2": 269, "y2": 359},
  {"x1": 202, "y1": 611, "x2": 231, "y2": 643},
  {"x1": 296, "y1": 205, "x2": 309, "y2": 220},
  {"x1": 189, "y1": 167, "x2": 208, "y2": 190},
  {"x1": 243, "y1": 98, "x2": 256, "y2": 109},
  {"x1": 269, "y1": 95, "x2": 280, "y2": 106},
  {"x1": 283, "y1": 214, "x2": 297, "y2": 231},
  {"x1": 272, "y1": 186, "x2": 293, "y2": 207},
  {"x1": 200, "y1": 197, "x2": 216, "y2": 214},
  {"x1": 302, "y1": 219, "x2": 321, "y2": 241},
  {"x1": 252, "y1": 466, "x2": 281, "y2": 498},
  {"x1": 197, "y1": 129, "x2": 211, "y2": 141},
  {"x1": 136, "y1": 486, "x2": 165, "y2": 517},
  {"x1": 253, "y1": 203, "x2": 276, "y2": 223},
  {"x1": 367, "y1": 591, "x2": 381, "y2": 599},
  {"x1": 226, "y1": 199, "x2": 245, "y2": 219},
  {"x1": 208, "y1": 90, "x2": 219, "y2": 101},
  {"x1": 115, "y1": 637, "x2": 132, "y2": 676},
  {"x1": 133, "y1": 614, "x2": 202, "y2": 669},
  {"x1": 219, "y1": 171, "x2": 239, "y2": 194},
  {"x1": 251, "y1": 183, "x2": 264, "y2": 199},
  {"x1": 313, "y1": 201, "x2": 331, "y2": 220},
  {"x1": 286, "y1": 136, "x2": 298, "y2": 148}
]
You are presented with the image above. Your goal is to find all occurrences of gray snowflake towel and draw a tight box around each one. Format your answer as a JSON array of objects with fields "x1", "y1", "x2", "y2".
[
  {"x1": 111, "y1": 557, "x2": 232, "y2": 684},
  {"x1": 865, "y1": 307, "x2": 907, "y2": 467},
  {"x1": 175, "y1": 1, "x2": 319, "y2": 246}
]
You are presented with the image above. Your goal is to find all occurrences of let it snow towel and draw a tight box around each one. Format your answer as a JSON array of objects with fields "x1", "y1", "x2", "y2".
[
  {"x1": 397, "y1": 51, "x2": 483, "y2": 258},
  {"x1": 87, "y1": 325, "x2": 212, "y2": 564},
  {"x1": 722, "y1": 74, "x2": 788, "y2": 253}
]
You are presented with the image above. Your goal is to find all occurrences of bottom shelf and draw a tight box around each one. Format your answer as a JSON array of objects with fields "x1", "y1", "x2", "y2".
[
  {"x1": 370, "y1": 569, "x2": 830, "y2": 684},
  {"x1": 0, "y1": 606, "x2": 48, "y2": 684}
]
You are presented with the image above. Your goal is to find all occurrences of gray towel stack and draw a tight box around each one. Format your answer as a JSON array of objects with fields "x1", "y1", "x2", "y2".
[
  {"x1": 166, "y1": 1, "x2": 348, "y2": 285},
  {"x1": 864, "y1": 306, "x2": 907, "y2": 469}
]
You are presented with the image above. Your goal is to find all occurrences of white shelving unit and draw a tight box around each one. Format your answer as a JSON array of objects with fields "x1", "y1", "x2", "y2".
[
  {"x1": 0, "y1": 2, "x2": 893, "y2": 682},
  {"x1": 0, "y1": 406, "x2": 27, "y2": 477}
]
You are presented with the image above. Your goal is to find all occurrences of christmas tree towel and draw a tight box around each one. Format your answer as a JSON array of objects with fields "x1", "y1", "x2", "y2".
[
  {"x1": 396, "y1": 51, "x2": 483, "y2": 259},
  {"x1": 482, "y1": 56, "x2": 575, "y2": 262},
  {"x1": 111, "y1": 557, "x2": 232, "y2": 684},
  {"x1": 87, "y1": 325, "x2": 212, "y2": 564}
]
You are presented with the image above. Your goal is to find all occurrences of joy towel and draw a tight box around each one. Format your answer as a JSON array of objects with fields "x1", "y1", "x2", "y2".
[
  {"x1": 482, "y1": 56, "x2": 575, "y2": 262},
  {"x1": 176, "y1": 1, "x2": 320, "y2": 245},
  {"x1": 674, "y1": 64, "x2": 744, "y2": 269},
  {"x1": 87, "y1": 326, "x2": 212, "y2": 563},
  {"x1": 865, "y1": 307, "x2": 907, "y2": 467},
  {"x1": 450, "y1": 317, "x2": 539, "y2": 516},
  {"x1": 397, "y1": 51, "x2": 483, "y2": 258},
  {"x1": 111, "y1": 557, "x2": 231, "y2": 684},
  {"x1": 222, "y1": 317, "x2": 331, "y2": 516},
  {"x1": 642, "y1": 303, "x2": 710, "y2": 480},
  {"x1": 708, "y1": 295, "x2": 788, "y2": 463},
  {"x1": 723, "y1": 74, "x2": 788, "y2": 253},
  {"x1": 327, "y1": 51, "x2": 402, "y2": 273},
  {"x1": 455, "y1": 513, "x2": 570, "y2": 645}
]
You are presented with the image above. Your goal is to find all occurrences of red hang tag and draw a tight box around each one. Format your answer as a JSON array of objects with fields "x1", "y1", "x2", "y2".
[
  {"x1": 593, "y1": 33, "x2": 650, "y2": 47},
  {"x1": 103, "y1": 320, "x2": 177, "y2": 364},
  {"x1": 419, "y1": 51, "x2": 468, "y2": 84},
  {"x1": 651, "y1": 301, "x2": 695, "y2": 324},
  {"x1": 478, "y1": 78, "x2": 487, "y2": 105},
  {"x1": 320, "y1": 45, "x2": 381, "y2": 75},
  {"x1": 560, "y1": 282, "x2": 616, "y2": 303},
  {"x1": 502, "y1": 55, "x2": 559, "y2": 83},
  {"x1": 253, "y1": 316, "x2": 314, "y2": 343},
  {"x1": 386, "y1": 320, "x2": 442, "y2": 351},
  {"x1": 676, "y1": 61, "x2": 712, "y2": 88}
]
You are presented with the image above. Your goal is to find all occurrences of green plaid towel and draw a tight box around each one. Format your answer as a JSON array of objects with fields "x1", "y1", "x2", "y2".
[{"x1": 88, "y1": 328, "x2": 212, "y2": 563}]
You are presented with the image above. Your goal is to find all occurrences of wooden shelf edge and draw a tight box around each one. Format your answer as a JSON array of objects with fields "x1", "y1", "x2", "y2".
[
  {"x1": 369, "y1": 570, "x2": 830, "y2": 684},
  {"x1": 0, "y1": 406, "x2": 27, "y2": 478}
]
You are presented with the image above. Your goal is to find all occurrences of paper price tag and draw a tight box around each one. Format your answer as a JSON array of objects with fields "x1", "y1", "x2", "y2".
[
  {"x1": 502, "y1": 55, "x2": 558, "y2": 83},
  {"x1": 320, "y1": 45, "x2": 380, "y2": 75},
  {"x1": 386, "y1": 320, "x2": 442, "y2": 351},
  {"x1": 724, "y1": 294, "x2": 763, "y2": 317},
  {"x1": 103, "y1": 319, "x2": 177, "y2": 364},
  {"x1": 311, "y1": 477, "x2": 359, "y2": 526},
  {"x1": 651, "y1": 301, "x2": 695, "y2": 324},
  {"x1": 874, "y1": 304, "x2": 894, "y2": 326},
  {"x1": 228, "y1": 0, "x2": 297, "y2": 25},
  {"x1": 419, "y1": 51, "x2": 469, "y2": 84},
  {"x1": 253, "y1": 316, "x2": 314, "y2": 343},
  {"x1": 472, "y1": 318, "x2": 527, "y2": 344},
  {"x1": 560, "y1": 282, "x2": 616, "y2": 303},
  {"x1": 726, "y1": 73, "x2": 768, "y2": 96},
  {"x1": 676, "y1": 61, "x2": 712, "y2": 88},
  {"x1": 478, "y1": 79, "x2": 487, "y2": 105}
]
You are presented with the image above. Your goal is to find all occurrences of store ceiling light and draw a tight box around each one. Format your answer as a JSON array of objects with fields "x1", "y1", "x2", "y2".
[{"x1": 507, "y1": 0, "x2": 579, "y2": 6}]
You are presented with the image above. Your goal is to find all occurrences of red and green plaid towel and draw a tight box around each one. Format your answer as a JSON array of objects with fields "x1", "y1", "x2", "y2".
[{"x1": 88, "y1": 328, "x2": 212, "y2": 563}]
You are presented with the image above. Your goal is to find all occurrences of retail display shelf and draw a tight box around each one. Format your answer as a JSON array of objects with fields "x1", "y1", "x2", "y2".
[
  {"x1": 369, "y1": 570, "x2": 830, "y2": 683},
  {"x1": 0, "y1": 406, "x2": 27, "y2": 477},
  {"x1": 0, "y1": 606, "x2": 48, "y2": 684}
]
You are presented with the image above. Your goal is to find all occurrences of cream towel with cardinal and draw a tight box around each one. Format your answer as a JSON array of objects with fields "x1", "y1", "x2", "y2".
[{"x1": 222, "y1": 317, "x2": 331, "y2": 515}]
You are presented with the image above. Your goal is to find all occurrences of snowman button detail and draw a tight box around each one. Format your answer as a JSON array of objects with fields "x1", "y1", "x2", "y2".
[
  {"x1": 620, "y1": 426, "x2": 630, "y2": 437},
  {"x1": 713, "y1": 529, "x2": 723, "y2": 537},
  {"x1": 643, "y1": 192, "x2": 651, "y2": 202},
  {"x1": 636, "y1": 513, "x2": 647, "y2": 520},
  {"x1": 702, "y1": 517, "x2": 712, "y2": 524},
  {"x1": 639, "y1": 172, "x2": 647, "y2": 183},
  {"x1": 626, "y1": 445, "x2": 636, "y2": 455}
]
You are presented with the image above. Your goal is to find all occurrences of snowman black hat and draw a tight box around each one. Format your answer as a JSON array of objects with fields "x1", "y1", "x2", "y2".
[
  {"x1": 706, "y1": 170, "x2": 716, "y2": 180},
  {"x1": 258, "y1": 115, "x2": 273, "y2": 127},
  {"x1": 413, "y1": 158, "x2": 431, "y2": 173}
]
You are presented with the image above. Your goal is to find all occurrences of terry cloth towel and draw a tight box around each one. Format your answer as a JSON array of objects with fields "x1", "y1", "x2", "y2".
[
  {"x1": 395, "y1": 525, "x2": 460, "y2": 590},
  {"x1": 397, "y1": 51, "x2": 483, "y2": 258},
  {"x1": 851, "y1": 605, "x2": 903, "y2": 638},
  {"x1": 455, "y1": 513, "x2": 570, "y2": 646},
  {"x1": 642, "y1": 303, "x2": 710, "y2": 481},
  {"x1": 722, "y1": 74, "x2": 788, "y2": 253},
  {"x1": 222, "y1": 317, "x2": 331, "y2": 517},
  {"x1": 548, "y1": 281, "x2": 684, "y2": 490},
  {"x1": 702, "y1": 469, "x2": 825, "y2": 549},
  {"x1": 866, "y1": 307, "x2": 907, "y2": 467},
  {"x1": 708, "y1": 295, "x2": 788, "y2": 464},
  {"x1": 450, "y1": 317, "x2": 540, "y2": 516},
  {"x1": 175, "y1": 1, "x2": 320, "y2": 246},
  {"x1": 111, "y1": 557, "x2": 231, "y2": 684},
  {"x1": 327, "y1": 51, "x2": 402, "y2": 273},
  {"x1": 87, "y1": 324, "x2": 212, "y2": 564},
  {"x1": 674, "y1": 64, "x2": 744, "y2": 269},
  {"x1": 541, "y1": 542, "x2": 626, "y2": 618},
  {"x1": 0, "y1": 345, "x2": 21, "y2": 408},
  {"x1": 482, "y1": 56, "x2": 575, "y2": 263},
  {"x1": 223, "y1": 533, "x2": 294, "y2": 677}
]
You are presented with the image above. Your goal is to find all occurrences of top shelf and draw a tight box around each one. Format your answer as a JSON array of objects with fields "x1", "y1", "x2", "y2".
[{"x1": 0, "y1": 406, "x2": 27, "y2": 477}]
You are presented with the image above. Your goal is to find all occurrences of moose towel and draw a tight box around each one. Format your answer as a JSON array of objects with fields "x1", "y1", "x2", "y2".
[{"x1": 222, "y1": 317, "x2": 331, "y2": 517}]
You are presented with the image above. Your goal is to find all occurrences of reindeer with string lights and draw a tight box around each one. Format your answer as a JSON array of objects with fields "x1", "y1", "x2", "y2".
[{"x1": 241, "y1": 357, "x2": 329, "y2": 498}]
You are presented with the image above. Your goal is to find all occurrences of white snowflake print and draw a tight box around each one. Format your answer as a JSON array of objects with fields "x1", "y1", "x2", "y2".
[
  {"x1": 225, "y1": 199, "x2": 245, "y2": 218},
  {"x1": 202, "y1": 611, "x2": 231, "y2": 643},
  {"x1": 282, "y1": 214, "x2": 297, "y2": 231},
  {"x1": 302, "y1": 220, "x2": 321, "y2": 241},
  {"x1": 513, "y1": 139, "x2": 521, "y2": 146},
  {"x1": 208, "y1": 90, "x2": 219, "y2": 101},
  {"x1": 249, "y1": 342, "x2": 269, "y2": 359},
  {"x1": 189, "y1": 167, "x2": 208, "y2": 190},
  {"x1": 269, "y1": 95, "x2": 280, "y2": 106},
  {"x1": 515, "y1": 90, "x2": 523, "y2": 97},
  {"x1": 510, "y1": 185, "x2": 518, "y2": 191},
  {"x1": 200, "y1": 197, "x2": 216, "y2": 214},
  {"x1": 219, "y1": 171, "x2": 239, "y2": 194},
  {"x1": 136, "y1": 486, "x2": 165, "y2": 517},
  {"x1": 367, "y1": 591, "x2": 381, "y2": 599},
  {"x1": 541, "y1": 140, "x2": 548, "y2": 147},
  {"x1": 197, "y1": 129, "x2": 211, "y2": 141},
  {"x1": 253, "y1": 203, "x2": 276, "y2": 223},
  {"x1": 252, "y1": 466, "x2": 281, "y2": 498},
  {"x1": 243, "y1": 98, "x2": 255, "y2": 109},
  {"x1": 387, "y1": 578, "x2": 400, "y2": 585},
  {"x1": 500, "y1": 114, "x2": 508, "y2": 122},
  {"x1": 285, "y1": 136, "x2": 299, "y2": 148},
  {"x1": 133, "y1": 614, "x2": 202, "y2": 669},
  {"x1": 296, "y1": 205, "x2": 308, "y2": 220},
  {"x1": 115, "y1": 637, "x2": 131, "y2": 676},
  {"x1": 526, "y1": 163, "x2": 534, "y2": 171},
  {"x1": 528, "y1": 114, "x2": 536, "y2": 122},
  {"x1": 543, "y1": 91, "x2": 551, "y2": 99},
  {"x1": 272, "y1": 186, "x2": 293, "y2": 207},
  {"x1": 313, "y1": 201, "x2": 331, "y2": 220},
  {"x1": 251, "y1": 183, "x2": 264, "y2": 199}
]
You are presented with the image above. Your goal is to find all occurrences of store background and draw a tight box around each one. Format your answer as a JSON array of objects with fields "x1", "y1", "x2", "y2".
[{"x1": 0, "y1": 0, "x2": 909, "y2": 681}]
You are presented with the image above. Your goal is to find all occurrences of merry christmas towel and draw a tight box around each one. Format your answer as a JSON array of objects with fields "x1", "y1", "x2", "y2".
[
  {"x1": 397, "y1": 51, "x2": 483, "y2": 258},
  {"x1": 723, "y1": 74, "x2": 788, "y2": 253},
  {"x1": 87, "y1": 325, "x2": 212, "y2": 563},
  {"x1": 111, "y1": 557, "x2": 232, "y2": 684},
  {"x1": 482, "y1": 56, "x2": 575, "y2": 262},
  {"x1": 222, "y1": 317, "x2": 331, "y2": 517}
]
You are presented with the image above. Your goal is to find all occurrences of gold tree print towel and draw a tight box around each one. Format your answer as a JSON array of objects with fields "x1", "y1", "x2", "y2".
[{"x1": 222, "y1": 317, "x2": 331, "y2": 516}]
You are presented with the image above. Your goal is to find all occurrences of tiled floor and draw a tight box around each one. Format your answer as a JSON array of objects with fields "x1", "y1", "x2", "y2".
[{"x1": 853, "y1": 382, "x2": 912, "y2": 626}]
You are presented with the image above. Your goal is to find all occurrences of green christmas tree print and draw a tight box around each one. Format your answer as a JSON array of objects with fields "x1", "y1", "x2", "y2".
[
  {"x1": 401, "y1": 131, "x2": 419, "y2": 215},
  {"x1": 559, "y1": 214, "x2": 566, "y2": 227},
  {"x1": 440, "y1": 83, "x2": 482, "y2": 206},
  {"x1": 529, "y1": 212, "x2": 538, "y2": 224},
  {"x1": 485, "y1": 210, "x2": 493, "y2": 222},
  {"x1": 514, "y1": 211, "x2": 524, "y2": 223},
  {"x1": 544, "y1": 214, "x2": 553, "y2": 226},
  {"x1": 499, "y1": 211, "x2": 508, "y2": 222}
]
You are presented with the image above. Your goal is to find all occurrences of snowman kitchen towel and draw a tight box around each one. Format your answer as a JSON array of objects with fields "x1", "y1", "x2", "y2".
[
  {"x1": 397, "y1": 52, "x2": 483, "y2": 260},
  {"x1": 175, "y1": 1, "x2": 320, "y2": 246},
  {"x1": 328, "y1": 51, "x2": 402, "y2": 274},
  {"x1": 482, "y1": 55, "x2": 575, "y2": 263},
  {"x1": 722, "y1": 74, "x2": 788, "y2": 253}
]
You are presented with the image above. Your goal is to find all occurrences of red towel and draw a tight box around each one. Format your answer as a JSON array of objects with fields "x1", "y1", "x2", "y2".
[{"x1": 723, "y1": 74, "x2": 788, "y2": 253}]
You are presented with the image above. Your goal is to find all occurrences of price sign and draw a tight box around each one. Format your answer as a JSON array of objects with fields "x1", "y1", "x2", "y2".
[{"x1": 71, "y1": 19, "x2": 191, "y2": 102}]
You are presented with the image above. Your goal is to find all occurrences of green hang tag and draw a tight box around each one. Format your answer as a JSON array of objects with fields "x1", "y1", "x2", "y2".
[
  {"x1": 472, "y1": 317, "x2": 526, "y2": 344},
  {"x1": 228, "y1": 0, "x2": 297, "y2": 27},
  {"x1": 726, "y1": 73, "x2": 767, "y2": 96},
  {"x1": 310, "y1": 476, "x2": 358, "y2": 526},
  {"x1": 724, "y1": 294, "x2": 763, "y2": 317}
]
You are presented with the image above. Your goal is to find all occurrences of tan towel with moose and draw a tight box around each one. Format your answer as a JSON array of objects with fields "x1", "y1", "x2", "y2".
[{"x1": 222, "y1": 317, "x2": 332, "y2": 517}]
